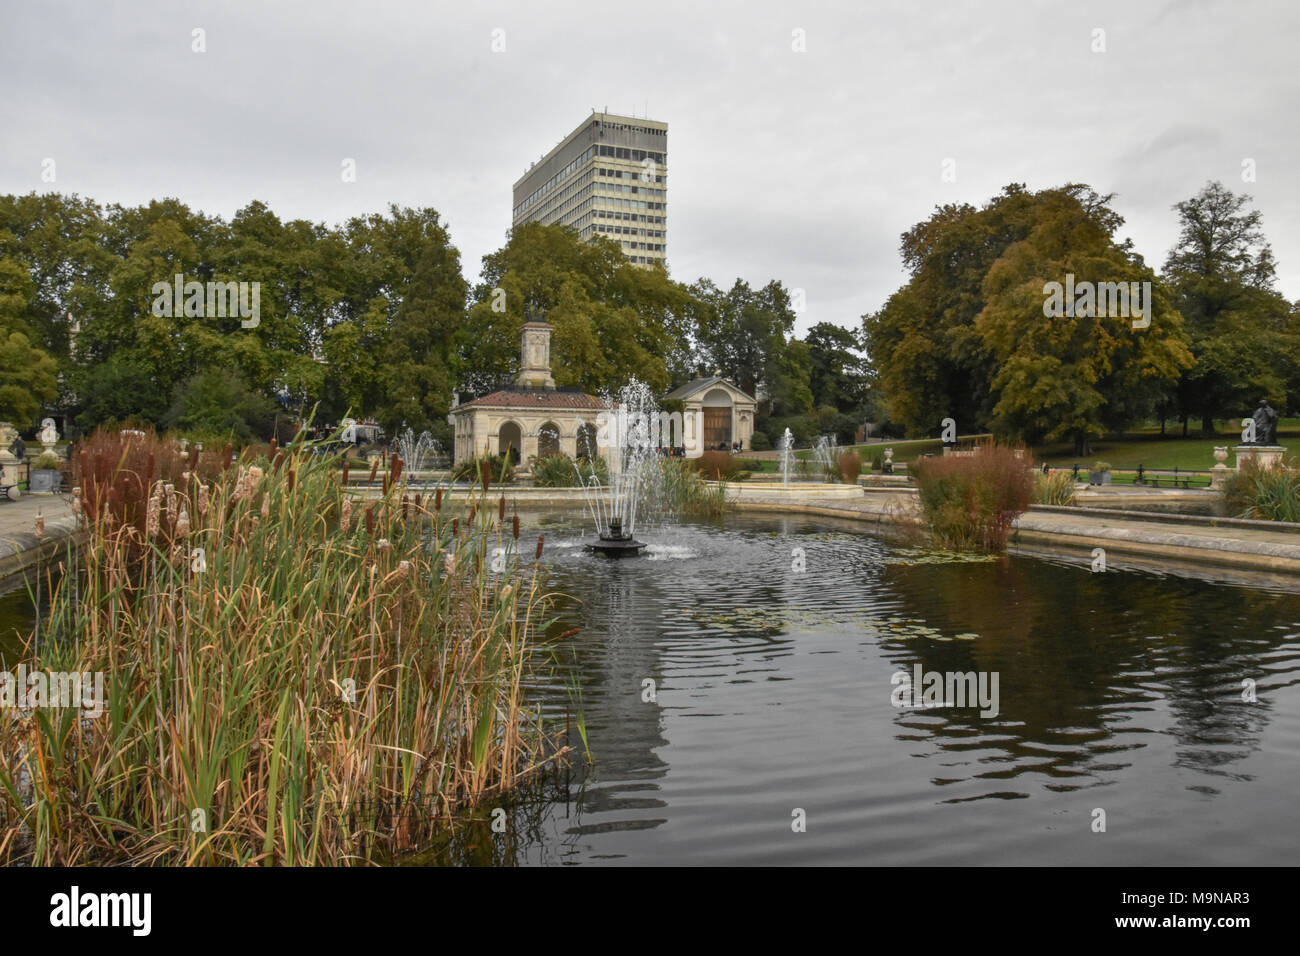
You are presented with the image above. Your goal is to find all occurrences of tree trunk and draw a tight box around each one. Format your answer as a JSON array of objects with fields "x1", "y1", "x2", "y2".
[{"x1": 1201, "y1": 414, "x2": 1215, "y2": 437}]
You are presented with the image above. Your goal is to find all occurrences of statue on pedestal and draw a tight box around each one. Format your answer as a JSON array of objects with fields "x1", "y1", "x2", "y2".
[
  {"x1": 38, "y1": 417, "x2": 59, "y2": 452},
  {"x1": 1249, "y1": 400, "x2": 1279, "y2": 445}
]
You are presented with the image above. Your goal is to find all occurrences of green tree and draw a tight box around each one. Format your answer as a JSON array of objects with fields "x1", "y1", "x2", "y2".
[
  {"x1": 0, "y1": 255, "x2": 58, "y2": 425},
  {"x1": 1163, "y1": 181, "x2": 1293, "y2": 434}
]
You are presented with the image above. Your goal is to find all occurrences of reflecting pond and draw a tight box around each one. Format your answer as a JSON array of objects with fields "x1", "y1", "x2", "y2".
[{"x1": 415, "y1": 511, "x2": 1300, "y2": 865}]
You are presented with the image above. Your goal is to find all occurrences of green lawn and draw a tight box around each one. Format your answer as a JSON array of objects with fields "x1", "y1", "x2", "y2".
[{"x1": 1033, "y1": 419, "x2": 1300, "y2": 471}]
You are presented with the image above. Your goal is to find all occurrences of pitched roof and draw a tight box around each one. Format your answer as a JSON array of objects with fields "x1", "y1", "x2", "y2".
[
  {"x1": 664, "y1": 376, "x2": 755, "y2": 402},
  {"x1": 453, "y1": 388, "x2": 605, "y2": 411}
]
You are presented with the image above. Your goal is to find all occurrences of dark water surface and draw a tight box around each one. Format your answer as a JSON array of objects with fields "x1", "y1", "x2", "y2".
[
  {"x1": 433, "y1": 511, "x2": 1300, "y2": 865},
  {"x1": 6, "y1": 512, "x2": 1298, "y2": 866}
]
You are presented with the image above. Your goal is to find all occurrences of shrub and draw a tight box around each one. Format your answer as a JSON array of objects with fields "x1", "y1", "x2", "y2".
[
  {"x1": 749, "y1": 430, "x2": 772, "y2": 451},
  {"x1": 452, "y1": 454, "x2": 515, "y2": 484},
  {"x1": 838, "y1": 450, "x2": 862, "y2": 484},
  {"x1": 870, "y1": 450, "x2": 884, "y2": 471},
  {"x1": 32, "y1": 451, "x2": 63, "y2": 470},
  {"x1": 1033, "y1": 470, "x2": 1078, "y2": 506},
  {"x1": 1091, "y1": 461, "x2": 1112, "y2": 474},
  {"x1": 656, "y1": 457, "x2": 727, "y2": 516},
  {"x1": 912, "y1": 443, "x2": 1033, "y2": 552},
  {"x1": 1223, "y1": 458, "x2": 1300, "y2": 522},
  {"x1": 531, "y1": 453, "x2": 610, "y2": 488},
  {"x1": 694, "y1": 450, "x2": 741, "y2": 480}
]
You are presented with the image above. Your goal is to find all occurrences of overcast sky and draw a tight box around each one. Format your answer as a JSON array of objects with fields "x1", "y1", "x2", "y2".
[{"x1": 3, "y1": 0, "x2": 1297, "y2": 335}]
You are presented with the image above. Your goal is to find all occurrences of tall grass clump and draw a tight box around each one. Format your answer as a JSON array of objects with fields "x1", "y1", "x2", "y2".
[
  {"x1": 1032, "y1": 470, "x2": 1078, "y2": 506},
  {"x1": 837, "y1": 450, "x2": 862, "y2": 484},
  {"x1": 693, "y1": 450, "x2": 741, "y2": 480},
  {"x1": 656, "y1": 458, "x2": 727, "y2": 517},
  {"x1": 0, "y1": 428, "x2": 565, "y2": 865},
  {"x1": 531, "y1": 454, "x2": 609, "y2": 488},
  {"x1": 912, "y1": 443, "x2": 1033, "y2": 552},
  {"x1": 1223, "y1": 458, "x2": 1300, "y2": 522}
]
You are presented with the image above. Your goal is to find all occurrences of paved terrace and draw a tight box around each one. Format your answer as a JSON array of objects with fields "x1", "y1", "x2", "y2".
[{"x1": 0, "y1": 495, "x2": 81, "y2": 587}]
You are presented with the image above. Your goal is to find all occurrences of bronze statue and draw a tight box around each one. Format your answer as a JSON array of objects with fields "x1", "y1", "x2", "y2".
[{"x1": 1250, "y1": 399, "x2": 1279, "y2": 445}]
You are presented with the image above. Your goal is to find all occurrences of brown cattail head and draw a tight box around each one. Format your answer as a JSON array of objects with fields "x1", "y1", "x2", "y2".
[
  {"x1": 273, "y1": 449, "x2": 286, "y2": 474},
  {"x1": 365, "y1": 504, "x2": 375, "y2": 536},
  {"x1": 482, "y1": 466, "x2": 491, "y2": 493},
  {"x1": 342, "y1": 460, "x2": 350, "y2": 485},
  {"x1": 498, "y1": 495, "x2": 506, "y2": 522},
  {"x1": 536, "y1": 534, "x2": 545, "y2": 559},
  {"x1": 369, "y1": 459, "x2": 379, "y2": 484},
  {"x1": 512, "y1": 515, "x2": 520, "y2": 539},
  {"x1": 269, "y1": 437, "x2": 278, "y2": 457},
  {"x1": 402, "y1": 494, "x2": 409, "y2": 520},
  {"x1": 189, "y1": 446, "x2": 200, "y2": 471},
  {"x1": 414, "y1": 492, "x2": 422, "y2": 512},
  {"x1": 391, "y1": 455, "x2": 403, "y2": 486},
  {"x1": 468, "y1": 504, "x2": 477, "y2": 525},
  {"x1": 451, "y1": 517, "x2": 459, "y2": 537},
  {"x1": 287, "y1": 467, "x2": 295, "y2": 492},
  {"x1": 435, "y1": 487, "x2": 443, "y2": 512},
  {"x1": 223, "y1": 444, "x2": 234, "y2": 470}
]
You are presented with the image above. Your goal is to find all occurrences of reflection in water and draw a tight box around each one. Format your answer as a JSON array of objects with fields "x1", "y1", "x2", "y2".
[{"x1": 412, "y1": 511, "x2": 1300, "y2": 866}]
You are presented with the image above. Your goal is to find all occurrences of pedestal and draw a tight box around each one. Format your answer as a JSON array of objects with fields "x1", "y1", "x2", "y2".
[{"x1": 1234, "y1": 445, "x2": 1286, "y2": 471}]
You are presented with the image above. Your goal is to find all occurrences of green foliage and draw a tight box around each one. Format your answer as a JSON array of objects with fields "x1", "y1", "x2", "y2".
[
  {"x1": 530, "y1": 453, "x2": 609, "y2": 488},
  {"x1": 912, "y1": 444, "x2": 1034, "y2": 552},
  {"x1": 1223, "y1": 459, "x2": 1300, "y2": 522},
  {"x1": 656, "y1": 457, "x2": 727, "y2": 516},
  {"x1": 162, "y1": 367, "x2": 279, "y2": 443},
  {"x1": 0, "y1": 255, "x2": 58, "y2": 425},
  {"x1": 32, "y1": 450, "x2": 63, "y2": 470},
  {"x1": 452, "y1": 453, "x2": 515, "y2": 485},
  {"x1": 464, "y1": 223, "x2": 689, "y2": 395},
  {"x1": 863, "y1": 184, "x2": 1194, "y2": 454},
  {"x1": 748, "y1": 430, "x2": 771, "y2": 451},
  {"x1": 1091, "y1": 461, "x2": 1111, "y2": 473},
  {"x1": 1163, "y1": 181, "x2": 1294, "y2": 433}
]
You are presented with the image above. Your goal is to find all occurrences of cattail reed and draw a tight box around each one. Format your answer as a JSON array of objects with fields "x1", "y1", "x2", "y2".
[
  {"x1": 365, "y1": 504, "x2": 375, "y2": 536},
  {"x1": 402, "y1": 494, "x2": 409, "y2": 520},
  {"x1": 390, "y1": 455, "x2": 403, "y2": 486},
  {"x1": 369, "y1": 459, "x2": 379, "y2": 484},
  {"x1": 498, "y1": 495, "x2": 506, "y2": 522},
  {"x1": 340, "y1": 498, "x2": 353, "y2": 533},
  {"x1": 512, "y1": 515, "x2": 519, "y2": 539},
  {"x1": 536, "y1": 534, "x2": 545, "y2": 559},
  {"x1": 434, "y1": 488, "x2": 443, "y2": 512},
  {"x1": 342, "y1": 460, "x2": 350, "y2": 485}
]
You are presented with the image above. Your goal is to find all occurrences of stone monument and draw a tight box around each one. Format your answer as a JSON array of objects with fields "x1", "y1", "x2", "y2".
[{"x1": 1234, "y1": 399, "x2": 1286, "y2": 471}]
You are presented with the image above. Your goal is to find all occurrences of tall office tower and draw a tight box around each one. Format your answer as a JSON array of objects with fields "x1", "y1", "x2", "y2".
[{"x1": 512, "y1": 111, "x2": 667, "y2": 267}]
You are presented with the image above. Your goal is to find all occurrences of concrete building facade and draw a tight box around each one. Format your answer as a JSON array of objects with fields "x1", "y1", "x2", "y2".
[{"x1": 512, "y1": 111, "x2": 667, "y2": 268}]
